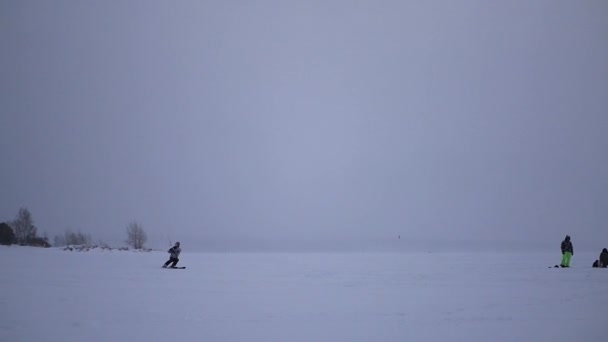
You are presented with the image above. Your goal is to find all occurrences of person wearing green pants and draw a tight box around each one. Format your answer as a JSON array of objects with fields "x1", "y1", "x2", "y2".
[{"x1": 560, "y1": 235, "x2": 573, "y2": 267}]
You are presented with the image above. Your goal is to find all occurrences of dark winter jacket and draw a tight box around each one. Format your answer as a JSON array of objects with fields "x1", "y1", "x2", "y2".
[
  {"x1": 600, "y1": 249, "x2": 608, "y2": 267},
  {"x1": 168, "y1": 246, "x2": 181, "y2": 259},
  {"x1": 561, "y1": 239, "x2": 573, "y2": 255}
]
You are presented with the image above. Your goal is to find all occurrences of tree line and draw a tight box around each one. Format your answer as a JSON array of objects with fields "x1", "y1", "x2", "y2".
[{"x1": 0, "y1": 207, "x2": 148, "y2": 249}]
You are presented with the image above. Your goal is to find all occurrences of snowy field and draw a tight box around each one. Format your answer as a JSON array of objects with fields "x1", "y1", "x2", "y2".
[{"x1": 1, "y1": 246, "x2": 607, "y2": 341}]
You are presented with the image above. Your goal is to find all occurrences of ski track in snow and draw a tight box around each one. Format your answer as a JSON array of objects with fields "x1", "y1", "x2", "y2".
[{"x1": 1, "y1": 247, "x2": 607, "y2": 341}]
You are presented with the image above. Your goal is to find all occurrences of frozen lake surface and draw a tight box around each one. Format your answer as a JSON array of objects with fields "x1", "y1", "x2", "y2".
[{"x1": 1, "y1": 246, "x2": 607, "y2": 341}]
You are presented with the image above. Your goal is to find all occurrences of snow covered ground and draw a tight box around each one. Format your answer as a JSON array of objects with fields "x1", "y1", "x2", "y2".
[{"x1": 1, "y1": 246, "x2": 606, "y2": 341}]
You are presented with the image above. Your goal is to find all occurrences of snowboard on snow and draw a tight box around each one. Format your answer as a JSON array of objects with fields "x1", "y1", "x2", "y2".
[{"x1": 162, "y1": 266, "x2": 186, "y2": 269}]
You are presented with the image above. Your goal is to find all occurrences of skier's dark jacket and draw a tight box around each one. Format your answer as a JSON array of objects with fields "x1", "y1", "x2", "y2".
[
  {"x1": 168, "y1": 246, "x2": 181, "y2": 259},
  {"x1": 600, "y1": 248, "x2": 608, "y2": 267},
  {"x1": 561, "y1": 237, "x2": 573, "y2": 254}
]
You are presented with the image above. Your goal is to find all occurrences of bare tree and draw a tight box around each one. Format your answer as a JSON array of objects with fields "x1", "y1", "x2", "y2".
[
  {"x1": 53, "y1": 234, "x2": 66, "y2": 247},
  {"x1": 64, "y1": 229, "x2": 92, "y2": 246},
  {"x1": 125, "y1": 221, "x2": 147, "y2": 249},
  {"x1": 12, "y1": 207, "x2": 37, "y2": 245}
]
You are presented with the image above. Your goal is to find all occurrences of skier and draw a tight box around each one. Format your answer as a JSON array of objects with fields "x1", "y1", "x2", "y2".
[
  {"x1": 163, "y1": 242, "x2": 181, "y2": 268},
  {"x1": 599, "y1": 248, "x2": 608, "y2": 268},
  {"x1": 560, "y1": 235, "x2": 573, "y2": 268}
]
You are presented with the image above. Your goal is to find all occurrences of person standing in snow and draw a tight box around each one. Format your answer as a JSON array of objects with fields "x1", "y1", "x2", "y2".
[
  {"x1": 560, "y1": 235, "x2": 573, "y2": 267},
  {"x1": 599, "y1": 248, "x2": 608, "y2": 268},
  {"x1": 163, "y1": 242, "x2": 181, "y2": 268}
]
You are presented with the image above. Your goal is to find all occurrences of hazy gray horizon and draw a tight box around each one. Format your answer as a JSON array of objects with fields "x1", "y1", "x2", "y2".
[{"x1": 1, "y1": 1, "x2": 607, "y2": 252}]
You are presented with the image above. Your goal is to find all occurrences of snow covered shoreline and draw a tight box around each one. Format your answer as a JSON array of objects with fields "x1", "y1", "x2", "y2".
[{"x1": 1, "y1": 246, "x2": 607, "y2": 341}]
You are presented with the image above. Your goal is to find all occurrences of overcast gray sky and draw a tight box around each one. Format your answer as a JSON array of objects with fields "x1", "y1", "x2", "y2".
[{"x1": 1, "y1": 1, "x2": 607, "y2": 252}]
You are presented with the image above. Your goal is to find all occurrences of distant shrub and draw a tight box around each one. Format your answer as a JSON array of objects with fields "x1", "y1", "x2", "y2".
[
  {"x1": 60, "y1": 245, "x2": 148, "y2": 252},
  {"x1": 54, "y1": 230, "x2": 92, "y2": 247},
  {"x1": 65, "y1": 230, "x2": 92, "y2": 246},
  {"x1": 28, "y1": 236, "x2": 51, "y2": 248},
  {"x1": 0, "y1": 222, "x2": 16, "y2": 245}
]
